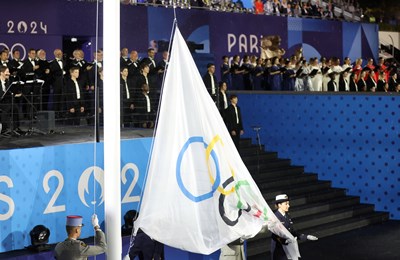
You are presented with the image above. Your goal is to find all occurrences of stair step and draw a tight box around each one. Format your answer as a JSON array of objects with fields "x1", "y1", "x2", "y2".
[
  {"x1": 239, "y1": 146, "x2": 266, "y2": 156},
  {"x1": 289, "y1": 196, "x2": 361, "y2": 218},
  {"x1": 255, "y1": 166, "x2": 305, "y2": 182},
  {"x1": 288, "y1": 187, "x2": 347, "y2": 207},
  {"x1": 233, "y1": 143, "x2": 390, "y2": 258},
  {"x1": 300, "y1": 211, "x2": 390, "y2": 240},
  {"x1": 246, "y1": 159, "x2": 292, "y2": 173},
  {"x1": 295, "y1": 204, "x2": 375, "y2": 230},
  {"x1": 254, "y1": 173, "x2": 319, "y2": 190},
  {"x1": 261, "y1": 180, "x2": 332, "y2": 198},
  {"x1": 241, "y1": 152, "x2": 279, "y2": 163},
  {"x1": 239, "y1": 138, "x2": 254, "y2": 147}
]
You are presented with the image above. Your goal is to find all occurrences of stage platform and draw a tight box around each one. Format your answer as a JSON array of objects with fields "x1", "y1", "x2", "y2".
[{"x1": 0, "y1": 126, "x2": 154, "y2": 150}]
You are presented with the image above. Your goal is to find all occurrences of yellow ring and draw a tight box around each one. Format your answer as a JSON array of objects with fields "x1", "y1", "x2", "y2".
[{"x1": 206, "y1": 135, "x2": 236, "y2": 195}]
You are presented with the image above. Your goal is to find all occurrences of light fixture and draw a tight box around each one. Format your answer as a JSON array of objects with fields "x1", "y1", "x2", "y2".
[{"x1": 28, "y1": 225, "x2": 51, "y2": 252}]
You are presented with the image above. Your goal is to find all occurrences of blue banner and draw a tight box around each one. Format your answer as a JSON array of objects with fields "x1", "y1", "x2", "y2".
[{"x1": 0, "y1": 138, "x2": 152, "y2": 252}]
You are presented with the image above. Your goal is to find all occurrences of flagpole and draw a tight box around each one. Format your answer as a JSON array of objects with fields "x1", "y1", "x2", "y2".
[{"x1": 103, "y1": 0, "x2": 122, "y2": 259}]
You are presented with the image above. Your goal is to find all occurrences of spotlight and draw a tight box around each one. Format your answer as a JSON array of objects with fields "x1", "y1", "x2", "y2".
[{"x1": 28, "y1": 225, "x2": 51, "y2": 252}]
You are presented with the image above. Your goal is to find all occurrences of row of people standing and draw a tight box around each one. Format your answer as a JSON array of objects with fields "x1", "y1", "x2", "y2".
[
  {"x1": 0, "y1": 47, "x2": 105, "y2": 128},
  {"x1": 220, "y1": 54, "x2": 400, "y2": 93},
  {"x1": 0, "y1": 46, "x2": 169, "y2": 132},
  {"x1": 119, "y1": 48, "x2": 169, "y2": 128},
  {"x1": 203, "y1": 64, "x2": 244, "y2": 150}
]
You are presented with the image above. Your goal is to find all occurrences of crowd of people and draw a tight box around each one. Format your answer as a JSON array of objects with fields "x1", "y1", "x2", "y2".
[
  {"x1": 1, "y1": 43, "x2": 398, "y2": 137},
  {"x1": 121, "y1": 0, "x2": 362, "y2": 21},
  {"x1": 0, "y1": 47, "x2": 166, "y2": 136},
  {"x1": 215, "y1": 53, "x2": 400, "y2": 92}
]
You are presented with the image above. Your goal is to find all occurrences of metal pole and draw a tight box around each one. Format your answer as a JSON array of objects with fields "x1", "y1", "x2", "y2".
[{"x1": 103, "y1": 0, "x2": 122, "y2": 259}]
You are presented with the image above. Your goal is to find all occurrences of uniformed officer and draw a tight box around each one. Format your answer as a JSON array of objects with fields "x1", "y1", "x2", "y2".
[
  {"x1": 271, "y1": 194, "x2": 318, "y2": 260},
  {"x1": 54, "y1": 214, "x2": 107, "y2": 260}
]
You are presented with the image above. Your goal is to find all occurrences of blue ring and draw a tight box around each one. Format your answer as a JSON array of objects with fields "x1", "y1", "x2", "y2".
[{"x1": 176, "y1": 136, "x2": 221, "y2": 202}]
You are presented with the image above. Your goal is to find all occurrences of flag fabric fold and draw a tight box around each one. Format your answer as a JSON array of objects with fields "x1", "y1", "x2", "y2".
[{"x1": 135, "y1": 25, "x2": 300, "y2": 259}]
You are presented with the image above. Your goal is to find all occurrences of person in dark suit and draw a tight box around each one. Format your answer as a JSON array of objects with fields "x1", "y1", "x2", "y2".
[
  {"x1": 121, "y1": 67, "x2": 134, "y2": 127},
  {"x1": 69, "y1": 50, "x2": 94, "y2": 124},
  {"x1": 231, "y1": 55, "x2": 245, "y2": 90},
  {"x1": 357, "y1": 70, "x2": 368, "y2": 92},
  {"x1": 0, "y1": 49, "x2": 8, "y2": 64},
  {"x1": 338, "y1": 69, "x2": 350, "y2": 92},
  {"x1": 388, "y1": 71, "x2": 399, "y2": 92},
  {"x1": 156, "y1": 51, "x2": 169, "y2": 89},
  {"x1": 220, "y1": 56, "x2": 231, "y2": 89},
  {"x1": 7, "y1": 50, "x2": 24, "y2": 77},
  {"x1": 21, "y1": 48, "x2": 40, "y2": 80},
  {"x1": 120, "y1": 47, "x2": 129, "y2": 68},
  {"x1": 35, "y1": 49, "x2": 51, "y2": 110},
  {"x1": 217, "y1": 81, "x2": 229, "y2": 120},
  {"x1": 349, "y1": 72, "x2": 358, "y2": 92},
  {"x1": 225, "y1": 94, "x2": 244, "y2": 150},
  {"x1": 135, "y1": 83, "x2": 155, "y2": 129},
  {"x1": 87, "y1": 50, "x2": 103, "y2": 91},
  {"x1": 366, "y1": 68, "x2": 377, "y2": 92},
  {"x1": 203, "y1": 63, "x2": 218, "y2": 102},
  {"x1": 377, "y1": 71, "x2": 388, "y2": 92},
  {"x1": 140, "y1": 48, "x2": 158, "y2": 91},
  {"x1": 48, "y1": 49, "x2": 66, "y2": 117},
  {"x1": 1, "y1": 66, "x2": 23, "y2": 134},
  {"x1": 136, "y1": 63, "x2": 151, "y2": 96},
  {"x1": 327, "y1": 72, "x2": 337, "y2": 92},
  {"x1": 271, "y1": 194, "x2": 318, "y2": 260},
  {"x1": 127, "y1": 50, "x2": 141, "y2": 91},
  {"x1": 64, "y1": 67, "x2": 85, "y2": 125}
]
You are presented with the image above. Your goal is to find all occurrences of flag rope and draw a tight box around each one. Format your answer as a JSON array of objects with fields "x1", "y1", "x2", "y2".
[
  {"x1": 92, "y1": 1, "x2": 101, "y2": 259},
  {"x1": 124, "y1": 10, "x2": 178, "y2": 259}
]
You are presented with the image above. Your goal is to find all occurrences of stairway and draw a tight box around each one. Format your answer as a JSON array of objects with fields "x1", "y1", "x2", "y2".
[
  {"x1": 238, "y1": 138, "x2": 390, "y2": 258},
  {"x1": 380, "y1": 43, "x2": 400, "y2": 62}
]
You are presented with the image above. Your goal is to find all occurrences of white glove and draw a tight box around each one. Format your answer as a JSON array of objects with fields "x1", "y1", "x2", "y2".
[
  {"x1": 122, "y1": 255, "x2": 130, "y2": 260},
  {"x1": 92, "y1": 214, "x2": 99, "y2": 228},
  {"x1": 307, "y1": 235, "x2": 318, "y2": 241},
  {"x1": 285, "y1": 237, "x2": 297, "y2": 244}
]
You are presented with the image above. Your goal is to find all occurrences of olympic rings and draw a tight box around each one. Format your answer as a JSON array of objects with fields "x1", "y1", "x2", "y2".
[
  {"x1": 176, "y1": 136, "x2": 221, "y2": 202},
  {"x1": 176, "y1": 135, "x2": 268, "y2": 225},
  {"x1": 205, "y1": 135, "x2": 236, "y2": 196}
]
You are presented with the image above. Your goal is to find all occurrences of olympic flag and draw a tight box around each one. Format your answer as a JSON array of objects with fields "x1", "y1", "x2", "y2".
[{"x1": 135, "y1": 25, "x2": 300, "y2": 258}]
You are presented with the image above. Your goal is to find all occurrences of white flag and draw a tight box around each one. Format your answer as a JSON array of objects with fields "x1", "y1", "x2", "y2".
[{"x1": 135, "y1": 26, "x2": 300, "y2": 258}]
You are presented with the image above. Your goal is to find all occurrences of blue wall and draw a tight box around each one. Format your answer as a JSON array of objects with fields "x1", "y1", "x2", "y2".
[
  {"x1": 1, "y1": 93, "x2": 398, "y2": 254},
  {"x1": 237, "y1": 92, "x2": 400, "y2": 220},
  {"x1": 0, "y1": 138, "x2": 152, "y2": 252}
]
